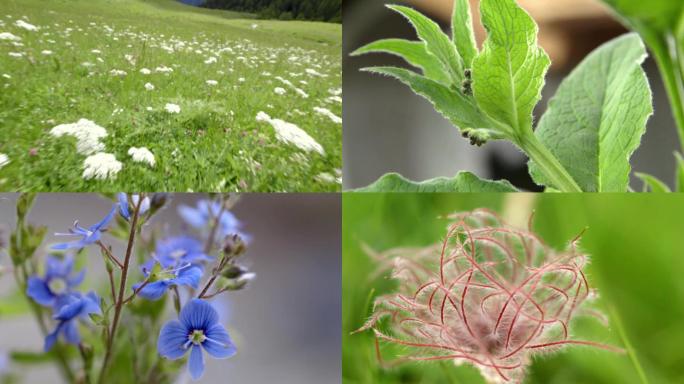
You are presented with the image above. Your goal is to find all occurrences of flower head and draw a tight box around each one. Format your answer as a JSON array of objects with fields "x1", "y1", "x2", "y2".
[
  {"x1": 158, "y1": 299, "x2": 237, "y2": 380},
  {"x1": 133, "y1": 262, "x2": 202, "y2": 301},
  {"x1": 27, "y1": 255, "x2": 85, "y2": 307},
  {"x1": 358, "y1": 209, "x2": 618, "y2": 383},
  {"x1": 44, "y1": 292, "x2": 101, "y2": 351},
  {"x1": 52, "y1": 204, "x2": 117, "y2": 250},
  {"x1": 154, "y1": 235, "x2": 213, "y2": 269},
  {"x1": 117, "y1": 193, "x2": 150, "y2": 221},
  {"x1": 178, "y1": 200, "x2": 245, "y2": 240}
]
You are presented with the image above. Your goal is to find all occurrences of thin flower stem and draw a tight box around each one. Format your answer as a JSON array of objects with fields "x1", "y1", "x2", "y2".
[
  {"x1": 97, "y1": 241, "x2": 123, "y2": 269},
  {"x1": 78, "y1": 343, "x2": 91, "y2": 384},
  {"x1": 97, "y1": 196, "x2": 143, "y2": 384},
  {"x1": 204, "y1": 196, "x2": 227, "y2": 254},
  {"x1": 609, "y1": 304, "x2": 650, "y2": 384},
  {"x1": 198, "y1": 274, "x2": 220, "y2": 298},
  {"x1": 122, "y1": 278, "x2": 151, "y2": 305},
  {"x1": 107, "y1": 269, "x2": 116, "y2": 303}
]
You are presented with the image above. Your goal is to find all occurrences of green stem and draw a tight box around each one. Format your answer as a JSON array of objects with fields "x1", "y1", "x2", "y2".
[
  {"x1": 518, "y1": 133, "x2": 582, "y2": 192},
  {"x1": 608, "y1": 305, "x2": 650, "y2": 384},
  {"x1": 638, "y1": 25, "x2": 684, "y2": 151}
]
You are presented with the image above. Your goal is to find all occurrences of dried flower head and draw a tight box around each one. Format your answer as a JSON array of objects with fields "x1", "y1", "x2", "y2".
[{"x1": 357, "y1": 209, "x2": 620, "y2": 383}]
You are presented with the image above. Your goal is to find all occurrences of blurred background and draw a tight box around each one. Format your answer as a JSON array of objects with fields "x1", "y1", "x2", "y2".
[
  {"x1": 343, "y1": 193, "x2": 684, "y2": 383},
  {"x1": 0, "y1": 193, "x2": 341, "y2": 383},
  {"x1": 343, "y1": 0, "x2": 678, "y2": 191}
]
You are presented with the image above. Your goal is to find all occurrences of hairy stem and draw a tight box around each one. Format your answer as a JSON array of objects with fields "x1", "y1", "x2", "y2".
[
  {"x1": 97, "y1": 197, "x2": 142, "y2": 384},
  {"x1": 518, "y1": 133, "x2": 582, "y2": 192}
]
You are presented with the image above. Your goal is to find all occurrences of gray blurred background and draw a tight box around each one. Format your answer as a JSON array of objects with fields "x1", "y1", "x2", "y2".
[
  {"x1": 343, "y1": 0, "x2": 678, "y2": 191},
  {"x1": 0, "y1": 193, "x2": 341, "y2": 383}
]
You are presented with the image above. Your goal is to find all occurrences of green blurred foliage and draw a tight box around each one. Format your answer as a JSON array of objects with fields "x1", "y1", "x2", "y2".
[{"x1": 343, "y1": 193, "x2": 684, "y2": 384}]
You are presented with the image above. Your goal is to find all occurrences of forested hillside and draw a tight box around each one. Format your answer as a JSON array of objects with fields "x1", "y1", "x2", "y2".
[{"x1": 201, "y1": 0, "x2": 341, "y2": 22}]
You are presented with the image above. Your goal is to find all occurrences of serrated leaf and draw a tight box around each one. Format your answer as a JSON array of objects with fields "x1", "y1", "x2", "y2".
[
  {"x1": 451, "y1": 0, "x2": 478, "y2": 68},
  {"x1": 472, "y1": 0, "x2": 550, "y2": 136},
  {"x1": 355, "y1": 171, "x2": 518, "y2": 192},
  {"x1": 351, "y1": 39, "x2": 450, "y2": 83},
  {"x1": 387, "y1": 4, "x2": 464, "y2": 85},
  {"x1": 362, "y1": 66, "x2": 497, "y2": 133},
  {"x1": 529, "y1": 33, "x2": 652, "y2": 192},
  {"x1": 635, "y1": 173, "x2": 671, "y2": 192}
]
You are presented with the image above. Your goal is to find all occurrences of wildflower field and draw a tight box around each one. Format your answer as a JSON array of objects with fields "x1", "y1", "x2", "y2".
[
  {"x1": 343, "y1": 193, "x2": 684, "y2": 384},
  {"x1": 0, "y1": 0, "x2": 341, "y2": 192}
]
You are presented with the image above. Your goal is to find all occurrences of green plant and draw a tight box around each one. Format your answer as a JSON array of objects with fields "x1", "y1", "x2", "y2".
[{"x1": 352, "y1": 0, "x2": 659, "y2": 192}]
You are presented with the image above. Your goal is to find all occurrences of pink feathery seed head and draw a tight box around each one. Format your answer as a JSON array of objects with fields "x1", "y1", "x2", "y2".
[{"x1": 356, "y1": 209, "x2": 621, "y2": 383}]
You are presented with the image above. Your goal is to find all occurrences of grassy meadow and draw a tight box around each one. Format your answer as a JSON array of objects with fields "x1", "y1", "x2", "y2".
[
  {"x1": 343, "y1": 193, "x2": 684, "y2": 384},
  {"x1": 0, "y1": 0, "x2": 341, "y2": 192}
]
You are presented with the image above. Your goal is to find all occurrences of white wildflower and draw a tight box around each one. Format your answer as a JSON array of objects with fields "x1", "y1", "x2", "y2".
[
  {"x1": 144, "y1": 82, "x2": 155, "y2": 91},
  {"x1": 8, "y1": 52, "x2": 22, "y2": 58},
  {"x1": 1, "y1": 74, "x2": 10, "y2": 79},
  {"x1": 274, "y1": 87, "x2": 286, "y2": 95},
  {"x1": 204, "y1": 56, "x2": 217, "y2": 64},
  {"x1": 90, "y1": 49, "x2": 101, "y2": 54},
  {"x1": 256, "y1": 112, "x2": 324, "y2": 155},
  {"x1": 314, "y1": 107, "x2": 342, "y2": 124},
  {"x1": 49, "y1": 119, "x2": 108, "y2": 155},
  {"x1": 0, "y1": 32, "x2": 20, "y2": 41},
  {"x1": 110, "y1": 69, "x2": 127, "y2": 77},
  {"x1": 238, "y1": 77, "x2": 245, "y2": 83},
  {"x1": 128, "y1": 147, "x2": 155, "y2": 167},
  {"x1": 139, "y1": 68, "x2": 151, "y2": 75},
  {"x1": 82, "y1": 153, "x2": 122, "y2": 180},
  {"x1": 305, "y1": 68, "x2": 327, "y2": 78},
  {"x1": 206, "y1": 79, "x2": 218, "y2": 86},
  {"x1": 165, "y1": 103, "x2": 181, "y2": 114},
  {"x1": 314, "y1": 172, "x2": 340, "y2": 184},
  {"x1": 0, "y1": 153, "x2": 9, "y2": 168},
  {"x1": 155, "y1": 66, "x2": 173, "y2": 74},
  {"x1": 41, "y1": 50, "x2": 53, "y2": 55},
  {"x1": 14, "y1": 20, "x2": 38, "y2": 31}
]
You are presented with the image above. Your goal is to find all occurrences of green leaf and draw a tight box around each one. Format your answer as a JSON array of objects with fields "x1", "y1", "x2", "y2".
[
  {"x1": 451, "y1": 0, "x2": 478, "y2": 68},
  {"x1": 387, "y1": 4, "x2": 464, "y2": 85},
  {"x1": 601, "y1": 0, "x2": 684, "y2": 32},
  {"x1": 529, "y1": 33, "x2": 652, "y2": 192},
  {"x1": 635, "y1": 173, "x2": 671, "y2": 192},
  {"x1": 355, "y1": 171, "x2": 518, "y2": 192},
  {"x1": 471, "y1": 0, "x2": 550, "y2": 137},
  {"x1": 351, "y1": 39, "x2": 450, "y2": 83},
  {"x1": 362, "y1": 66, "x2": 498, "y2": 134},
  {"x1": 675, "y1": 152, "x2": 684, "y2": 192}
]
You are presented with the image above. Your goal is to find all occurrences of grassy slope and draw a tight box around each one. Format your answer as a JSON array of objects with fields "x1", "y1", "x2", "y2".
[{"x1": 0, "y1": 0, "x2": 341, "y2": 192}]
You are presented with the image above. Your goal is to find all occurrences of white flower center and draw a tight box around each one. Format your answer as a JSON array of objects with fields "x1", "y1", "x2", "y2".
[
  {"x1": 48, "y1": 278, "x2": 68, "y2": 294},
  {"x1": 189, "y1": 329, "x2": 206, "y2": 346},
  {"x1": 170, "y1": 249, "x2": 187, "y2": 260}
]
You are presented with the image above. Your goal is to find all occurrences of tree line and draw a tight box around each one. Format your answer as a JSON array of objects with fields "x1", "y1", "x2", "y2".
[{"x1": 201, "y1": 0, "x2": 341, "y2": 22}]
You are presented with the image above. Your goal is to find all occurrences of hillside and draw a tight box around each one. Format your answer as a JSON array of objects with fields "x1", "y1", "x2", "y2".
[{"x1": 0, "y1": 0, "x2": 342, "y2": 192}]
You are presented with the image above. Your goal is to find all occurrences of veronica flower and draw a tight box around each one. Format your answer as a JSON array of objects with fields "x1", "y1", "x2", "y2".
[
  {"x1": 158, "y1": 299, "x2": 236, "y2": 380},
  {"x1": 52, "y1": 204, "x2": 117, "y2": 250},
  {"x1": 177, "y1": 200, "x2": 245, "y2": 240},
  {"x1": 153, "y1": 235, "x2": 213, "y2": 269},
  {"x1": 26, "y1": 255, "x2": 85, "y2": 307},
  {"x1": 44, "y1": 292, "x2": 101, "y2": 351},
  {"x1": 133, "y1": 262, "x2": 202, "y2": 300},
  {"x1": 117, "y1": 193, "x2": 150, "y2": 221}
]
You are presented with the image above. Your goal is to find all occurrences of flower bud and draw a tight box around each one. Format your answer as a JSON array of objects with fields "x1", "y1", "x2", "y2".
[{"x1": 222, "y1": 234, "x2": 246, "y2": 257}]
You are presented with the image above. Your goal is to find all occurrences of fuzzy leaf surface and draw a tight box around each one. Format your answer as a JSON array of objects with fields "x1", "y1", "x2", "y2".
[
  {"x1": 529, "y1": 33, "x2": 652, "y2": 192},
  {"x1": 451, "y1": 0, "x2": 478, "y2": 68},
  {"x1": 471, "y1": 0, "x2": 550, "y2": 135}
]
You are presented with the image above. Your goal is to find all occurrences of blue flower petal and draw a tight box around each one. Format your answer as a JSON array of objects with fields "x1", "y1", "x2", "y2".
[
  {"x1": 202, "y1": 324, "x2": 236, "y2": 359},
  {"x1": 178, "y1": 205, "x2": 206, "y2": 228},
  {"x1": 68, "y1": 269, "x2": 86, "y2": 287},
  {"x1": 26, "y1": 276, "x2": 54, "y2": 306},
  {"x1": 157, "y1": 320, "x2": 189, "y2": 360},
  {"x1": 83, "y1": 292, "x2": 101, "y2": 315},
  {"x1": 180, "y1": 299, "x2": 219, "y2": 331},
  {"x1": 173, "y1": 266, "x2": 202, "y2": 289},
  {"x1": 188, "y1": 345, "x2": 205, "y2": 381},
  {"x1": 53, "y1": 298, "x2": 84, "y2": 321},
  {"x1": 91, "y1": 204, "x2": 117, "y2": 232},
  {"x1": 118, "y1": 193, "x2": 130, "y2": 220},
  {"x1": 51, "y1": 239, "x2": 88, "y2": 251},
  {"x1": 44, "y1": 325, "x2": 60, "y2": 352},
  {"x1": 62, "y1": 320, "x2": 80, "y2": 345},
  {"x1": 136, "y1": 281, "x2": 170, "y2": 300}
]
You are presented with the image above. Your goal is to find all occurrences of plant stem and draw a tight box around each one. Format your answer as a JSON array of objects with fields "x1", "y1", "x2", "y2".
[
  {"x1": 97, "y1": 198, "x2": 142, "y2": 384},
  {"x1": 609, "y1": 305, "x2": 650, "y2": 384},
  {"x1": 518, "y1": 133, "x2": 582, "y2": 192},
  {"x1": 638, "y1": 25, "x2": 684, "y2": 151},
  {"x1": 204, "y1": 197, "x2": 227, "y2": 254}
]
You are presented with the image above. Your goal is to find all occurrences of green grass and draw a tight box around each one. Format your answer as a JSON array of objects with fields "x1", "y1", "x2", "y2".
[
  {"x1": 0, "y1": 0, "x2": 341, "y2": 192},
  {"x1": 343, "y1": 193, "x2": 684, "y2": 384}
]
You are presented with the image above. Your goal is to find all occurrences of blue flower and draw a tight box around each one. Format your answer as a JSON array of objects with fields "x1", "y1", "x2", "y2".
[
  {"x1": 118, "y1": 193, "x2": 150, "y2": 221},
  {"x1": 178, "y1": 200, "x2": 246, "y2": 240},
  {"x1": 52, "y1": 204, "x2": 117, "y2": 250},
  {"x1": 132, "y1": 263, "x2": 202, "y2": 301},
  {"x1": 153, "y1": 235, "x2": 213, "y2": 269},
  {"x1": 44, "y1": 292, "x2": 101, "y2": 352},
  {"x1": 158, "y1": 299, "x2": 236, "y2": 380},
  {"x1": 26, "y1": 255, "x2": 85, "y2": 307}
]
